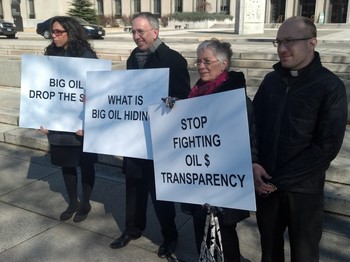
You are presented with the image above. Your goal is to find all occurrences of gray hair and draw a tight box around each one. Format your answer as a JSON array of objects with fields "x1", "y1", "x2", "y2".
[
  {"x1": 197, "y1": 38, "x2": 232, "y2": 69},
  {"x1": 133, "y1": 12, "x2": 159, "y2": 29}
]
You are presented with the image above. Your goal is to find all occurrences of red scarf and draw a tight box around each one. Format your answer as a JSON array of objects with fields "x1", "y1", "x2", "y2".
[{"x1": 188, "y1": 71, "x2": 228, "y2": 98}]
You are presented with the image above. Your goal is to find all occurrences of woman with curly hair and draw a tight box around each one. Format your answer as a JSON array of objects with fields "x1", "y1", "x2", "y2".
[
  {"x1": 40, "y1": 16, "x2": 97, "y2": 222},
  {"x1": 44, "y1": 16, "x2": 96, "y2": 58}
]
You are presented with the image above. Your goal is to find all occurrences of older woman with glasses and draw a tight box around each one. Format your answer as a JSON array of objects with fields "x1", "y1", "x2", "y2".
[
  {"x1": 39, "y1": 16, "x2": 98, "y2": 223},
  {"x1": 182, "y1": 38, "x2": 259, "y2": 262}
]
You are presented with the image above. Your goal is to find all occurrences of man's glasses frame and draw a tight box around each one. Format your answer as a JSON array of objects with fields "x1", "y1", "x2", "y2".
[
  {"x1": 130, "y1": 28, "x2": 154, "y2": 36},
  {"x1": 51, "y1": 29, "x2": 67, "y2": 36},
  {"x1": 272, "y1": 37, "x2": 312, "y2": 48}
]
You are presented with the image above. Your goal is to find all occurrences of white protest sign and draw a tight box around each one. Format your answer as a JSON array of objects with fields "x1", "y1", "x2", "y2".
[
  {"x1": 83, "y1": 68, "x2": 169, "y2": 160},
  {"x1": 19, "y1": 54, "x2": 112, "y2": 132},
  {"x1": 149, "y1": 89, "x2": 256, "y2": 211}
]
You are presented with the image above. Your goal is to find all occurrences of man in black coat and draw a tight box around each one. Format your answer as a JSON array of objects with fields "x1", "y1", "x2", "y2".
[
  {"x1": 253, "y1": 16, "x2": 347, "y2": 262},
  {"x1": 109, "y1": 12, "x2": 191, "y2": 258}
]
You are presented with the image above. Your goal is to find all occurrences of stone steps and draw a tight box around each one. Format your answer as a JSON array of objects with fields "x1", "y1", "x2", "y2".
[{"x1": 210, "y1": 23, "x2": 234, "y2": 29}]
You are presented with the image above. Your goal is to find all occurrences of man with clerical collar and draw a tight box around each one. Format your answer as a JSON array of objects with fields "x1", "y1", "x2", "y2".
[{"x1": 252, "y1": 16, "x2": 348, "y2": 262}]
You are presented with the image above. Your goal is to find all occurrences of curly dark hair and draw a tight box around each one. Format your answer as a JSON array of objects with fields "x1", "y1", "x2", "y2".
[{"x1": 44, "y1": 16, "x2": 96, "y2": 58}]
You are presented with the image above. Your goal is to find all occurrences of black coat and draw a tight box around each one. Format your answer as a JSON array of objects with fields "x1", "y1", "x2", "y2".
[
  {"x1": 253, "y1": 52, "x2": 347, "y2": 193},
  {"x1": 124, "y1": 41, "x2": 191, "y2": 178},
  {"x1": 127, "y1": 42, "x2": 190, "y2": 99},
  {"x1": 182, "y1": 70, "x2": 257, "y2": 225}
]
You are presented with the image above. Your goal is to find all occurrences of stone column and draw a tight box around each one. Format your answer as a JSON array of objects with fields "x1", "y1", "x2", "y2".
[
  {"x1": 285, "y1": 0, "x2": 294, "y2": 19},
  {"x1": 315, "y1": 0, "x2": 326, "y2": 23},
  {"x1": 235, "y1": 0, "x2": 266, "y2": 34},
  {"x1": 231, "y1": 0, "x2": 236, "y2": 17},
  {"x1": 347, "y1": 0, "x2": 350, "y2": 23},
  {"x1": 265, "y1": 0, "x2": 271, "y2": 23}
]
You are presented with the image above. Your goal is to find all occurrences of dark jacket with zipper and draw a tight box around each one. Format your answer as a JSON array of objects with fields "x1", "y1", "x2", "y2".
[{"x1": 253, "y1": 51, "x2": 347, "y2": 194}]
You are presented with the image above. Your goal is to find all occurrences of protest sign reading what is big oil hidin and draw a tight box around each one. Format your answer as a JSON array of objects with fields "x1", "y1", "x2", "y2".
[{"x1": 83, "y1": 68, "x2": 169, "y2": 160}]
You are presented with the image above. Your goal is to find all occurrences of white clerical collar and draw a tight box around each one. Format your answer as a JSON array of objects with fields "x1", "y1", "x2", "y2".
[{"x1": 290, "y1": 70, "x2": 298, "y2": 77}]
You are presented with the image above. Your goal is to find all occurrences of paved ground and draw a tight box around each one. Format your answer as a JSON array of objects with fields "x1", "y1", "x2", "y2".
[{"x1": 1, "y1": 141, "x2": 350, "y2": 262}]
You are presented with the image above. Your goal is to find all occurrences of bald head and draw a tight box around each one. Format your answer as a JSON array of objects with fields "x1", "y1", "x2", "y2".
[
  {"x1": 279, "y1": 16, "x2": 317, "y2": 39},
  {"x1": 276, "y1": 16, "x2": 317, "y2": 70}
]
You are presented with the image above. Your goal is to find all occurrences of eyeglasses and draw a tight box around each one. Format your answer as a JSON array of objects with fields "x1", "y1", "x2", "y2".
[
  {"x1": 194, "y1": 59, "x2": 220, "y2": 67},
  {"x1": 272, "y1": 37, "x2": 312, "y2": 48},
  {"x1": 51, "y1": 29, "x2": 67, "y2": 36},
  {"x1": 130, "y1": 28, "x2": 154, "y2": 36}
]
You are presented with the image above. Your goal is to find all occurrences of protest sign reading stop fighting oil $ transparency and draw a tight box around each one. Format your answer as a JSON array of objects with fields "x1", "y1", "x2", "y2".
[{"x1": 149, "y1": 89, "x2": 256, "y2": 211}]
